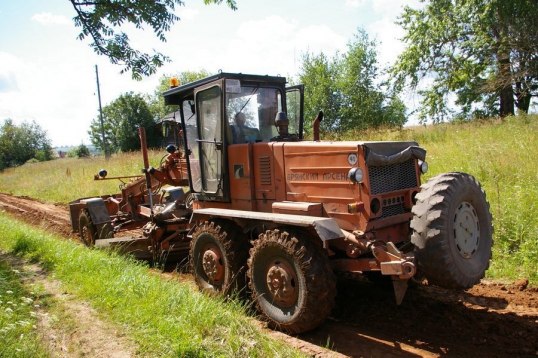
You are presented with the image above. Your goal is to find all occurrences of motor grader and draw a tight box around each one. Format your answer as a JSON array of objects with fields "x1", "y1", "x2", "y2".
[{"x1": 70, "y1": 72, "x2": 493, "y2": 334}]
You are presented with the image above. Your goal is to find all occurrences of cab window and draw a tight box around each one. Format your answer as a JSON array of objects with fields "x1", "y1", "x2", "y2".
[{"x1": 226, "y1": 85, "x2": 282, "y2": 143}]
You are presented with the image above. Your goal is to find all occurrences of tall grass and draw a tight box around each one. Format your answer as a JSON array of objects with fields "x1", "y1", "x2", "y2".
[
  {"x1": 0, "y1": 150, "x2": 167, "y2": 203},
  {"x1": 0, "y1": 214, "x2": 304, "y2": 357}
]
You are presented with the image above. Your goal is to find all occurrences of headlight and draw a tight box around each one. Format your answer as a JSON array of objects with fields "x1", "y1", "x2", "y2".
[
  {"x1": 348, "y1": 167, "x2": 364, "y2": 183},
  {"x1": 418, "y1": 160, "x2": 428, "y2": 174}
]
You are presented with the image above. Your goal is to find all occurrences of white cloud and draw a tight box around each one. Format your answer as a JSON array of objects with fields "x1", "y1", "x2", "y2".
[
  {"x1": 0, "y1": 53, "x2": 21, "y2": 93},
  {"x1": 215, "y1": 17, "x2": 347, "y2": 78},
  {"x1": 0, "y1": 72, "x2": 18, "y2": 92},
  {"x1": 369, "y1": 0, "x2": 424, "y2": 19},
  {"x1": 345, "y1": 0, "x2": 366, "y2": 8},
  {"x1": 367, "y1": 18, "x2": 406, "y2": 66},
  {"x1": 295, "y1": 24, "x2": 348, "y2": 55},
  {"x1": 178, "y1": 8, "x2": 199, "y2": 21},
  {"x1": 31, "y1": 12, "x2": 70, "y2": 25}
]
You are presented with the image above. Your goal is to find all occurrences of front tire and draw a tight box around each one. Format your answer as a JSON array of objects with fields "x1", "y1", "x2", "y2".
[
  {"x1": 190, "y1": 220, "x2": 249, "y2": 295},
  {"x1": 410, "y1": 172, "x2": 493, "y2": 289},
  {"x1": 247, "y1": 228, "x2": 336, "y2": 334}
]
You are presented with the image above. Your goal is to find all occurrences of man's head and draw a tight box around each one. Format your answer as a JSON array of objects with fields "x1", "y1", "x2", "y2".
[{"x1": 235, "y1": 112, "x2": 246, "y2": 126}]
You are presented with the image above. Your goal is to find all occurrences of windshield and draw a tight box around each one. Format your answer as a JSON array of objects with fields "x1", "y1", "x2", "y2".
[{"x1": 226, "y1": 85, "x2": 282, "y2": 143}]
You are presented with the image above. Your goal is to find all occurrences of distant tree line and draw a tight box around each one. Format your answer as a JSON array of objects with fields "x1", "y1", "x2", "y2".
[{"x1": 0, "y1": 119, "x2": 52, "y2": 171}]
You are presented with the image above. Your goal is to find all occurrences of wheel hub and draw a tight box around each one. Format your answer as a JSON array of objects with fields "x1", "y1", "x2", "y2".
[
  {"x1": 202, "y1": 245, "x2": 224, "y2": 283},
  {"x1": 266, "y1": 259, "x2": 298, "y2": 307},
  {"x1": 454, "y1": 202, "x2": 480, "y2": 258}
]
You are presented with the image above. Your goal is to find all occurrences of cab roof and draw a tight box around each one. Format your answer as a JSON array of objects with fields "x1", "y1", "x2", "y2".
[{"x1": 163, "y1": 72, "x2": 287, "y2": 106}]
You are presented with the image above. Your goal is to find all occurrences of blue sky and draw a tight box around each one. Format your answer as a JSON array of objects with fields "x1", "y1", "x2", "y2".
[{"x1": 0, "y1": 0, "x2": 421, "y2": 146}]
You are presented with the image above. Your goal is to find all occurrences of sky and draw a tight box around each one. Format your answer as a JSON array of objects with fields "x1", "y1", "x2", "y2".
[{"x1": 0, "y1": 0, "x2": 422, "y2": 147}]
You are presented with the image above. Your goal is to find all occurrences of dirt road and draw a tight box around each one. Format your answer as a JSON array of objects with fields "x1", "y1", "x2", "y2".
[{"x1": 0, "y1": 192, "x2": 536, "y2": 357}]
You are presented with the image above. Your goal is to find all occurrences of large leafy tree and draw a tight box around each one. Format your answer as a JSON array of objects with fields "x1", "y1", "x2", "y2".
[
  {"x1": 299, "y1": 29, "x2": 407, "y2": 136},
  {"x1": 392, "y1": 0, "x2": 538, "y2": 123},
  {"x1": 89, "y1": 92, "x2": 160, "y2": 152},
  {"x1": 0, "y1": 119, "x2": 53, "y2": 170},
  {"x1": 70, "y1": 0, "x2": 236, "y2": 80}
]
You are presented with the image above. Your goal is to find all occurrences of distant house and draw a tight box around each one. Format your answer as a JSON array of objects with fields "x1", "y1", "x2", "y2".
[{"x1": 52, "y1": 149, "x2": 67, "y2": 159}]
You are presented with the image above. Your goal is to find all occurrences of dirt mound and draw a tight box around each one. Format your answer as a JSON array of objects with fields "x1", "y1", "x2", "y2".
[
  {"x1": 0, "y1": 193, "x2": 73, "y2": 238},
  {"x1": 0, "y1": 192, "x2": 537, "y2": 357}
]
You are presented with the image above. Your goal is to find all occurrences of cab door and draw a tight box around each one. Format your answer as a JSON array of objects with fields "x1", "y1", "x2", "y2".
[
  {"x1": 192, "y1": 80, "x2": 229, "y2": 202},
  {"x1": 286, "y1": 84, "x2": 304, "y2": 139}
]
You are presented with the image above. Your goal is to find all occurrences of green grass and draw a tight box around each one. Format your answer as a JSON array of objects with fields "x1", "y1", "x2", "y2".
[
  {"x1": 0, "y1": 150, "x2": 167, "y2": 203},
  {"x1": 0, "y1": 255, "x2": 49, "y2": 357},
  {"x1": 0, "y1": 214, "x2": 304, "y2": 357}
]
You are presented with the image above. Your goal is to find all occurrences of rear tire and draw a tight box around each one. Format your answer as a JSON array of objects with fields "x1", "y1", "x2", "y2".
[
  {"x1": 79, "y1": 209, "x2": 96, "y2": 247},
  {"x1": 410, "y1": 172, "x2": 493, "y2": 289},
  {"x1": 190, "y1": 220, "x2": 249, "y2": 295},
  {"x1": 247, "y1": 228, "x2": 336, "y2": 334},
  {"x1": 78, "y1": 209, "x2": 113, "y2": 246}
]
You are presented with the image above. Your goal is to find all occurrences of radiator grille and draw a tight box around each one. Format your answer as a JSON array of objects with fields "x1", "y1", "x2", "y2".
[
  {"x1": 259, "y1": 156, "x2": 272, "y2": 185},
  {"x1": 379, "y1": 203, "x2": 405, "y2": 219},
  {"x1": 368, "y1": 159, "x2": 418, "y2": 195}
]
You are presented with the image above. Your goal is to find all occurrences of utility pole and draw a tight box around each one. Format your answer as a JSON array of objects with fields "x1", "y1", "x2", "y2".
[{"x1": 95, "y1": 65, "x2": 109, "y2": 158}]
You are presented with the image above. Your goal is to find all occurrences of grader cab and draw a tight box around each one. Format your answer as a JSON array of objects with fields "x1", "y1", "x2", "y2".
[{"x1": 70, "y1": 72, "x2": 493, "y2": 334}]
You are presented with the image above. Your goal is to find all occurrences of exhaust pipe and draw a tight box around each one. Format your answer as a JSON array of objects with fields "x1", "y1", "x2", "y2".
[
  {"x1": 313, "y1": 110, "x2": 324, "y2": 141},
  {"x1": 139, "y1": 127, "x2": 154, "y2": 216}
]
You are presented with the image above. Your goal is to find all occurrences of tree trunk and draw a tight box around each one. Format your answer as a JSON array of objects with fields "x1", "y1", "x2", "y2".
[
  {"x1": 498, "y1": 56, "x2": 515, "y2": 117},
  {"x1": 499, "y1": 86, "x2": 515, "y2": 117},
  {"x1": 515, "y1": 81, "x2": 531, "y2": 113}
]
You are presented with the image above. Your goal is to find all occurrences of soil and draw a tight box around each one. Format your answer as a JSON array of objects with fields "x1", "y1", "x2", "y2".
[{"x1": 0, "y1": 192, "x2": 537, "y2": 357}]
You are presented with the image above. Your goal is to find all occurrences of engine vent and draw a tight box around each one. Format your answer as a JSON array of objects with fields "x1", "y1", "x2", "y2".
[
  {"x1": 368, "y1": 159, "x2": 418, "y2": 195},
  {"x1": 378, "y1": 202, "x2": 405, "y2": 219},
  {"x1": 259, "y1": 156, "x2": 272, "y2": 185}
]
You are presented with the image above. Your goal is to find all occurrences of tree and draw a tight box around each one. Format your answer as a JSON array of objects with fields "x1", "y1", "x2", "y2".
[
  {"x1": 70, "y1": 0, "x2": 236, "y2": 80},
  {"x1": 0, "y1": 119, "x2": 53, "y2": 170},
  {"x1": 146, "y1": 69, "x2": 212, "y2": 120},
  {"x1": 88, "y1": 92, "x2": 160, "y2": 152},
  {"x1": 392, "y1": 0, "x2": 538, "y2": 123},
  {"x1": 67, "y1": 143, "x2": 90, "y2": 158},
  {"x1": 75, "y1": 143, "x2": 91, "y2": 158},
  {"x1": 299, "y1": 52, "x2": 342, "y2": 135},
  {"x1": 338, "y1": 29, "x2": 407, "y2": 131},
  {"x1": 298, "y1": 28, "x2": 407, "y2": 136}
]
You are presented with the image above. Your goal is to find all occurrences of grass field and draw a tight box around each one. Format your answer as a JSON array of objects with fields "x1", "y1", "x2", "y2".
[{"x1": 0, "y1": 115, "x2": 536, "y2": 284}]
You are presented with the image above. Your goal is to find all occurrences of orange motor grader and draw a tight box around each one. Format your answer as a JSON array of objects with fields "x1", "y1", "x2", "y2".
[{"x1": 70, "y1": 72, "x2": 493, "y2": 334}]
